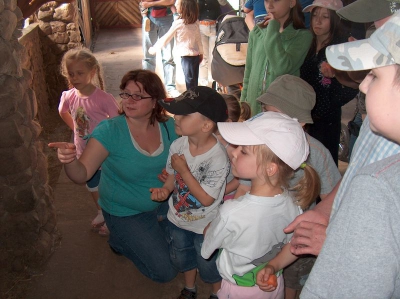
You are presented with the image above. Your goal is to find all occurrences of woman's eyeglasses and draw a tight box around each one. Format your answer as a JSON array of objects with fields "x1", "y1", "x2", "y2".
[{"x1": 119, "y1": 92, "x2": 153, "y2": 101}]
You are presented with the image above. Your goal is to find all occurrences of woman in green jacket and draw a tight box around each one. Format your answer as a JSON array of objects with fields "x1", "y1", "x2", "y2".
[{"x1": 241, "y1": 0, "x2": 312, "y2": 115}]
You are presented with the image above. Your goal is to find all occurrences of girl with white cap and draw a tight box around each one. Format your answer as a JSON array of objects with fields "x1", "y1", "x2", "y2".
[{"x1": 201, "y1": 112, "x2": 321, "y2": 299}]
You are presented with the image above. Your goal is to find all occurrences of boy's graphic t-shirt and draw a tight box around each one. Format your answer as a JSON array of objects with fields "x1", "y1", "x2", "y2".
[
  {"x1": 58, "y1": 88, "x2": 119, "y2": 157},
  {"x1": 167, "y1": 136, "x2": 230, "y2": 234}
]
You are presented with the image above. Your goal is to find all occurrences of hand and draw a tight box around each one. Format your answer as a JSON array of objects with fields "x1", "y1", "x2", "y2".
[
  {"x1": 284, "y1": 210, "x2": 329, "y2": 256},
  {"x1": 149, "y1": 187, "x2": 171, "y2": 201},
  {"x1": 48, "y1": 142, "x2": 77, "y2": 164},
  {"x1": 261, "y1": 14, "x2": 273, "y2": 26},
  {"x1": 157, "y1": 168, "x2": 169, "y2": 183},
  {"x1": 320, "y1": 61, "x2": 335, "y2": 78},
  {"x1": 348, "y1": 36, "x2": 357, "y2": 42},
  {"x1": 256, "y1": 265, "x2": 277, "y2": 292},
  {"x1": 148, "y1": 47, "x2": 156, "y2": 55},
  {"x1": 199, "y1": 54, "x2": 204, "y2": 64},
  {"x1": 141, "y1": 1, "x2": 152, "y2": 8},
  {"x1": 171, "y1": 154, "x2": 190, "y2": 175}
]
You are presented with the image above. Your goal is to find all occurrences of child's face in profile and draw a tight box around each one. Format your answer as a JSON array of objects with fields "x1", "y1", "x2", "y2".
[
  {"x1": 230, "y1": 145, "x2": 259, "y2": 179},
  {"x1": 360, "y1": 64, "x2": 400, "y2": 144}
]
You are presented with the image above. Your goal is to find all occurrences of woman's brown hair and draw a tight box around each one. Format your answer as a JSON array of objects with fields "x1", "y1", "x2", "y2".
[
  {"x1": 179, "y1": 0, "x2": 199, "y2": 25},
  {"x1": 119, "y1": 69, "x2": 168, "y2": 125}
]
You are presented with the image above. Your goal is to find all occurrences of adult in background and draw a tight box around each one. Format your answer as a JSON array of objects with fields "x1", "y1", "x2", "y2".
[
  {"x1": 198, "y1": 0, "x2": 228, "y2": 87},
  {"x1": 141, "y1": 0, "x2": 180, "y2": 97},
  {"x1": 49, "y1": 69, "x2": 179, "y2": 283}
]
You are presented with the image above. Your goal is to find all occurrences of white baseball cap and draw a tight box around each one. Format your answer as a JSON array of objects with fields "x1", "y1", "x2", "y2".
[{"x1": 217, "y1": 112, "x2": 309, "y2": 170}]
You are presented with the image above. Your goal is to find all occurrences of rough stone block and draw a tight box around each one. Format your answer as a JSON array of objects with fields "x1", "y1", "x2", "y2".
[
  {"x1": 0, "y1": 10, "x2": 17, "y2": 40},
  {"x1": 38, "y1": 21, "x2": 52, "y2": 35},
  {"x1": 3, "y1": 183, "x2": 37, "y2": 213},
  {"x1": 37, "y1": 9, "x2": 54, "y2": 22},
  {"x1": 0, "y1": 75, "x2": 22, "y2": 119},
  {"x1": 50, "y1": 20, "x2": 66, "y2": 33},
  {"x1": 0, "y1": 0, "x2": 4, "y2": 13},
  {"x1": 3, "y1": 0, "x2": 16, "y2": 11},
  {"x1": 54, "y1": 3, "x2": 74, "y2": 23},
  {"x1": 68, "y1": 30, "x2": 81, "y2": 43},
  {"x1": 0, "y1": 39, "x2": 19, "y2": 76},
  {"x1": 0, "y1": 118, "x2": 24, "y2": 148},
  {"x1": 6, "y1": 168, "x2": 33, "y2": 185},
  {"x1": 0, "y1": 145, "x2": 31, "y2": 176},
  {"x1": 48, "y1": 31, "x2": 69, "y2": 44}
]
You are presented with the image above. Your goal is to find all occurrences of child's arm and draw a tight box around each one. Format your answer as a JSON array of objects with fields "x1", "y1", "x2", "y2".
[
  {"x1": 150, "y1": 173, "x2": 174, "y2": 201},
  {"x1": 148, "y1": 21, "x2": 178, "y2": 54},
  {"x1": 59, "y1": 112, "x2": 74, "y2": 131},
  {"x1": 225, "y1": 177, "x2": 239, "y2": 195},
  {"x1": 171, "y1": 153, "x2": 215, "y2": 206},
  {"x1": 256, "y1": 243, "x2": 298, "y2": 291}
]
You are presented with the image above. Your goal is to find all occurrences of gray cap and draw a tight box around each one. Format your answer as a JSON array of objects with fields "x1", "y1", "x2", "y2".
[
  {"x1": 256, "y1": 75, "x2": 316, "y2": 124},
  {"x1": 336, "y1": 0, "x2": 400, "y2": 23},
  {"x1": 326, "y1": 10, "x2": 400, "y2": 71}
]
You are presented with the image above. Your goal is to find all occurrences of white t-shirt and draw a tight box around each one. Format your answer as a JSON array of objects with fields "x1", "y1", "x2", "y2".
[
  {"x1": 201, "y1": 191, "x2": 302, "y2": 285},
  {"x1": 167, "y1": 135, "x2": 230, "y2": 234}
]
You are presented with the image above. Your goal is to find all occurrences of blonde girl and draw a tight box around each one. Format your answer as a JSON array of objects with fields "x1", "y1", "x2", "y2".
[
  {"x1": 240, "y1": 0, "x2": 312, "y2": 115},
  {"x1": 59, "y1": 48, "x2": 119, "y2": 234},
  {"x1": 201, "y1": 112, "x2": 320, "y2": 299},
  {"x1": 148, "y1": 0, "x2": 203, "y2": 90}
]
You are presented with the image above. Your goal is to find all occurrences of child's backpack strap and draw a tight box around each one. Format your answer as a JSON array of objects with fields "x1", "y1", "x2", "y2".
[{"x1": 162, "y1": 121, "x2": 170, "y2": 141}]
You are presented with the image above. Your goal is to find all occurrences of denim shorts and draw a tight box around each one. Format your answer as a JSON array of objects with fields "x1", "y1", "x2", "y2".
[
  {"x1": 86, "y1": 169, "x2": 101, "y2": 191},
  {"x1": 167, "y1": 221, "x2": 221, "y2": 284}
]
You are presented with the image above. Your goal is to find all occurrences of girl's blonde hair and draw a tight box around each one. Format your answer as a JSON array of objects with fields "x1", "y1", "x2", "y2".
[
  {"x1": 179, "y1": 0, "x2": 199, "y2": 25},
  {"x1": 253, "y1": 144, "x2": 320, "y2": 210},
  {"x1": 60, "y1": 48, "x2": 105, "y2": 90},
  {"x1": 221, "y1": 94, "x2": 252, "y2": 122}
]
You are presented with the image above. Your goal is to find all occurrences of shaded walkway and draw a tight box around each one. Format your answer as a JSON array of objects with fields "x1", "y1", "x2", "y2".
[{"x1": 25, "y1": 28, "x2": 208, "y2": 299}]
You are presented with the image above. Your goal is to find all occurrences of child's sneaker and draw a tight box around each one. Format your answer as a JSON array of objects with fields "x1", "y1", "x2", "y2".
[
  {"x1": 209, "y1": 294, "x2": 218, "y2": 299},
  {"x1": 177, "y1": 287, "x2": 197, "y2": 299},
  {"x1": 91, "y1": 210, "x2": 104, "y2": 227},
  {"x1": 144, "y1": 17, "x2": 151, "y2": 32}
]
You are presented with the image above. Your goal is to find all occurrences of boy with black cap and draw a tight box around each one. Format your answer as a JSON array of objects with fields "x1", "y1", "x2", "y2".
[{"x1": 150, "y1": 86, "x2": 230, "y2": 299}]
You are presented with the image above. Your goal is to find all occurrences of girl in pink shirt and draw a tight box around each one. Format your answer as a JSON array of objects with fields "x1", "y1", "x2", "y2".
[{"x1": 58, "y1": 48, "x2": 119, "y2": 234}]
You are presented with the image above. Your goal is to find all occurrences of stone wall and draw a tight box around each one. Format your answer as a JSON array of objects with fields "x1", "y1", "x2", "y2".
[
  {"x1": 37, "y1": 1, "x2": 81, "y2": 108},
  {"x1": 0, "y1": 0, "x2": 61, "y2": 275}
]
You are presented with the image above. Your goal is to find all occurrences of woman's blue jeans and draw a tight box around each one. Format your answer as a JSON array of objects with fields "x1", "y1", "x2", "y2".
[{"x1": 103, "y1": 202, "x2": 177, "y2": 283}]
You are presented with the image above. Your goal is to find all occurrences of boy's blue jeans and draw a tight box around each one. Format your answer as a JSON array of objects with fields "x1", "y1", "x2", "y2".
[
  {"x1": 142, "y1": 14, "x2": 176, "y2": 91},
  {"x1": 167, "y1": 221, "x2": 221, "y2": 284},
  {"x1": 103, "y1": 202, "x2": 177, "y2": 283}
]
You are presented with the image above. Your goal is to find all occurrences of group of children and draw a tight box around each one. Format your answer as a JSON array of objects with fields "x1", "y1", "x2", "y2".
[{"x1": 56, "y1": 2, "x2": 400, "y2": 298}]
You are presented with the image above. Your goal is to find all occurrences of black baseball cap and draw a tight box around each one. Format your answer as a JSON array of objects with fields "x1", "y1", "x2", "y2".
[{"x1": 158, "y1": 86, "x2": 228, "y2": 123}]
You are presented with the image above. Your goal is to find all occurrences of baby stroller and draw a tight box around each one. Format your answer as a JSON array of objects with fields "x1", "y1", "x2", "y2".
[{"x1": 211, "y1": 10, "x2": 249, "y2": 94}]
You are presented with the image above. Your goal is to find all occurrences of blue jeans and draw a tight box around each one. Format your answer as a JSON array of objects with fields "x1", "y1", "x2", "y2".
[
  {"x1": 142, "y1": 14, "x2": 176, "y2": 91},
  {"x1": 103, "y1": 202, "x2": 177, "y2": 283},
  {"x1": 181, "y1": 56, "x2": 200, "y2": 90},
  {"x1": 167, "y1": 221, "x2": 221, "y2": 284}
]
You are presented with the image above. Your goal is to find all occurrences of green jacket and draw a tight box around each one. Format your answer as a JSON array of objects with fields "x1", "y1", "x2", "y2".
[{"x1": 240, "y1": 20, "x2": 312, "y2": 115}]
